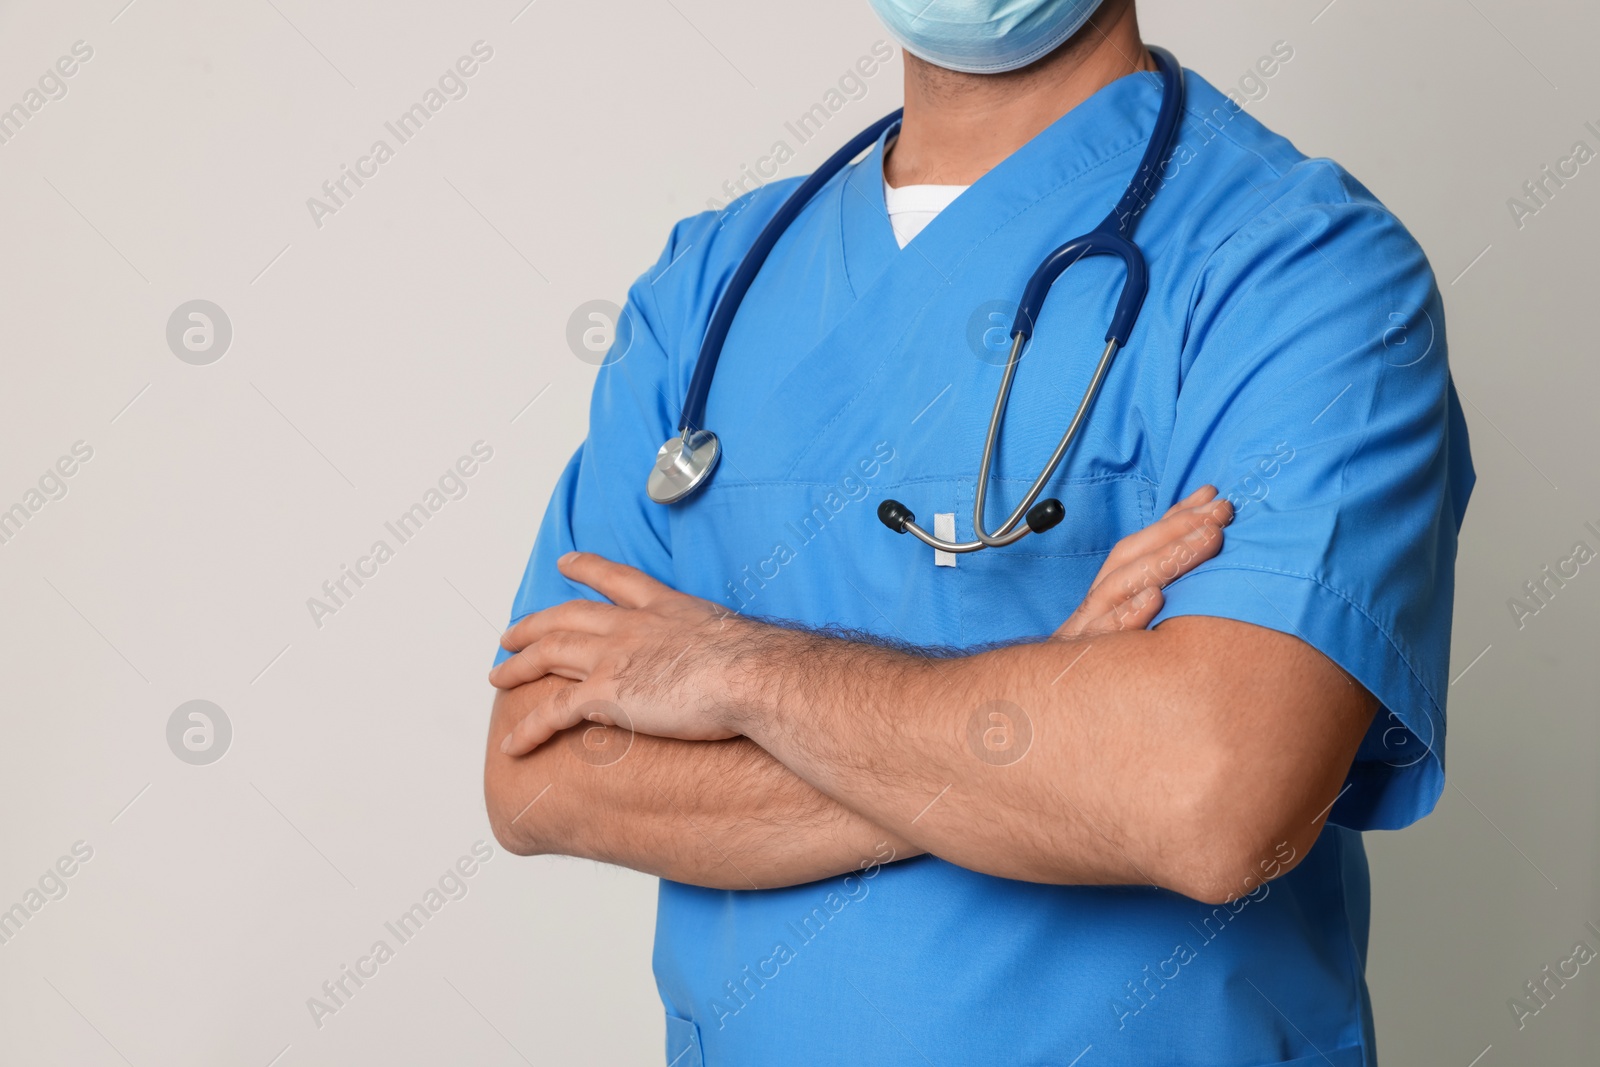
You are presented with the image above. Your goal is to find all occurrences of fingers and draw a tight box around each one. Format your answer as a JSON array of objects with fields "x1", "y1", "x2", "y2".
[
  {"x1": 557, "y1": 552, "x2": 671, "y2": 609},
  {"x1": 1094, "y1": 584, "x2": 1168, "y2": 633},
  {"x1": 1109, "y1": 585, "x2": 1166, "y2": 631},
  {"x1": 1058, "y1": 585, "x2": 1168, "y2": 640},
  {"x1": 501, "y1": 599, "x2": 619, "y2": 654},
  {"x1": 1097, "y1": 500, "x2": 1231, "y2": 603},
  {"x1": 1097, "y1": 487, "x2": 1220, "y2": 576},
  {"x1": 1062, "y1": 497, "x2": 1232, "y2": 638},
  {"x1": 489, "y1": 631, "x2": 608, "y2": 690},
  {"x1": 499, "y1": 683, "x2": 589, "y2": 757},
  {"x1": 1161, "y1": 484, "x2": 1216, "y2": 520}
]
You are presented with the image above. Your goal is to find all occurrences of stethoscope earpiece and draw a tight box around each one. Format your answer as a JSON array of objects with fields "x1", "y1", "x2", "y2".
[
  {"x1": 877, "y1": 499, "x2": 916, "y2": 534},
  {"x1": 1026, "y1": 499, "x2": 1065, "y2": 534},
  {"x1": 875, "y1": 494, "x2": 1067, "y2": 552}
]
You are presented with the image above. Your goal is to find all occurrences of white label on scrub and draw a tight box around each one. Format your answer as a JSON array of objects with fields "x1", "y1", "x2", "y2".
[{"x1": 934, "y1": 513, "x2": 956, "y2": 568}]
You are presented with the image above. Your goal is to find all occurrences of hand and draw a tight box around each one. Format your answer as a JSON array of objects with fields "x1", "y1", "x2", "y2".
[
  {"x1": 1055, "y1": 484, "x2": 1232, "y2": 638},
  {"x1": 489, "y1": 487, "x2": 1231, "y2": 756},
  {"x1": 489, "y1": 553, "x2": 745, "y2": 757}
]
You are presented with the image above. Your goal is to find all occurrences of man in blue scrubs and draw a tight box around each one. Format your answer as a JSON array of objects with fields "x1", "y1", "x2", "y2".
[{"x1": 484, "y1": 0, "x2": 1474, "y2": 1063}]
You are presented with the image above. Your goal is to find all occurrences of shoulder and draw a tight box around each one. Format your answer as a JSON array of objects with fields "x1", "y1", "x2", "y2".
[
  {"x1": 626, "y1": 176, "x2": 810, "y2": 359},
  {"x1": 1170, "y1": 71, "x2": 1430, "y2": 285}
]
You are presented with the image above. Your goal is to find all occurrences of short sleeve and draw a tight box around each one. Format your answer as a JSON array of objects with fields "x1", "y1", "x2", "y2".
[
  {"x1": 1149, "y1": 166, "x2": 1475, "y2": 830},
  {"x1": 492, "y1": 224, "x2": 689, "y2": 667}
]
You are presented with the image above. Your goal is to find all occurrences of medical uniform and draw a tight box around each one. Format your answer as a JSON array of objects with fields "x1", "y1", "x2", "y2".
[{"x1": 499, "y1": 65, "x2": 1474, "y2": 1066}]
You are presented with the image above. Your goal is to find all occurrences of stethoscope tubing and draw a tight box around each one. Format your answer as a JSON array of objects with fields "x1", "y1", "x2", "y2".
[
  {"x1": 895, "y1": 336, "x2": 1120, "y2": 553},
  {"x1": 650, "y1": 46, "x2": 1187, "y2": 552},
  {"x1": 677, "y1": 109, "x2": 904, "y2": 437},
  {"x1": 895, "y1": 47, "x2": 1185, "y2": 553}
]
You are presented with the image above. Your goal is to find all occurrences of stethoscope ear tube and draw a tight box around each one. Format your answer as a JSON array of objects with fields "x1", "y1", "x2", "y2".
[
  {"x1": 1008, "y1": 46, "x2": 1181, "y2": 348},
  {"x1": 941, "y1": 47, "x2": 1183, "y2": 553},
  {"x1": 676, "y1": 109, "x2": 904, "y2": 437},
  {"x1": 970, "y1": 335, "x2": 1122, "y2": 547},
  {"x1": 647, "y1": 109, "x2": 901, "y2": 508},
  {"x1": 653, "y1": 48, "x2": 1186, "y2": 549},
  {"x1": 1010, "y1": 231, "x2": 1150, "y2": 346},
  {"x1": 876, "y1": 493, "x2": 1066, "y2": 551}
]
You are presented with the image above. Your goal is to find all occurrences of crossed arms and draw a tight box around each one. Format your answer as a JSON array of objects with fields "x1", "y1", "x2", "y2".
[{"x1": 482, "y1": 487, "x2": 1377, "y2": 905}]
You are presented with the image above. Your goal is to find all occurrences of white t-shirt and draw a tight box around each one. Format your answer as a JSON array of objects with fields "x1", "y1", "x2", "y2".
[{"x1": 883, "y1": 179, "x2": 970, "y2": 248}]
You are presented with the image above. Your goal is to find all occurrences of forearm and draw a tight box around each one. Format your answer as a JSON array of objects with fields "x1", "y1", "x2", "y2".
[
  {"x1": 485, "y1": 676, "x2": 918, "y2": 890},
  {"x1": 726, "y1": 617, "x2": 1369, "y2": 902}
]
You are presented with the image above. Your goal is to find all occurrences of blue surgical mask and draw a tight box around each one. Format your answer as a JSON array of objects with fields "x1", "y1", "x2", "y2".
[{"x1": 868, "y1": 0, "x2": 1107, "y2": 74}]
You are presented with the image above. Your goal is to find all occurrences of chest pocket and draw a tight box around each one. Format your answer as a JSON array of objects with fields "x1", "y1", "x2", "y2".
[
  {"x1": 939, "y1": 473, "x2": 1157, "y2": 646},
  {"x1": 669, "y1": 469, "x2": 1155, "y2": 652}
]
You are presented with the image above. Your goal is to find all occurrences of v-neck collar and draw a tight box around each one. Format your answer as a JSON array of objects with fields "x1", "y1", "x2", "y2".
[
  {"x1": 837, "y1": 63, "x2": 1171, "y2": 296},
  {"x1": 723, "y1": 64, "x2": 1180, "y2": 481}
]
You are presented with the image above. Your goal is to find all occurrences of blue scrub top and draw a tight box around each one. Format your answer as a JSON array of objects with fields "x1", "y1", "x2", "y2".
[{"x1": 499, "y1": 64, "x2": 1473, "y2": 1067}]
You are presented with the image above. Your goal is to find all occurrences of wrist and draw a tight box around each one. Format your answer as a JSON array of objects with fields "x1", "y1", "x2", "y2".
[{"x1": 711, "y1": 618, "x2": 797, "y2": 738}]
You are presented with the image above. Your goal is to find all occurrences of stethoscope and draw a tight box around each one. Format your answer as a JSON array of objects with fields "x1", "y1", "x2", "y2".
[{"x1": 646, "y1": 47, "x2": 1185, "y2": 555}]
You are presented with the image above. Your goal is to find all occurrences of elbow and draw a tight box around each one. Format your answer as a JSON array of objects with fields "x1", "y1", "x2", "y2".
[
  {"x1": 485, "y1": 798, "x2": 535, "y2": 857},
  {"x1": 487, "y1": 811, "x2": 538, "y2": 858},
  {"x1": 483, "y1": 685, "x2": 563, "y2": 858},
  {"x1": 1167, "y1": 834, "x2": 1306, "y2": 907},
  {"x1": 483, "y1": 764, "x2": 544, "y2": 857},
  {"x1": 1157, "y1": 748, "x2": 1315, "y2": 906}
]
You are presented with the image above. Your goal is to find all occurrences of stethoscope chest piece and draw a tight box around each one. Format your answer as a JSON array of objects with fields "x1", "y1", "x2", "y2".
[{"x1": 646, "y1": 429, "x2": 721, "y2": 505}]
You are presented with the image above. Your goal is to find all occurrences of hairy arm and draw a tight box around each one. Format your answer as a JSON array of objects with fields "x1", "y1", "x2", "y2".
[
  {"x1": 721, "y1": 615, "x2": 1376, "y2": 903},
  {"x1": 491, "y1": 488, "x2": 1286, "y2": 899},
  {"x1": 484, "y1": 673, "x2": 917, "y2": 890}
]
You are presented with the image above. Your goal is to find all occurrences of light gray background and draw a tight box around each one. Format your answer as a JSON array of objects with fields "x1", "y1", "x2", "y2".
[{"x1": 0, "y1": 0, "x2": 1592, "y2": 1063}]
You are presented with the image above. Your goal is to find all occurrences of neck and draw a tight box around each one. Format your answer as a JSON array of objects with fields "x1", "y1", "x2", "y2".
[{"x1": 883, "y1": 0, "x2": 1150, "y2": 187}]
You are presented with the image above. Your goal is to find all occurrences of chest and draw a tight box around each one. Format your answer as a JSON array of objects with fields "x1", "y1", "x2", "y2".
[{"x1": 670, "y1": 187, "x2": 1193, "y2": 645}]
